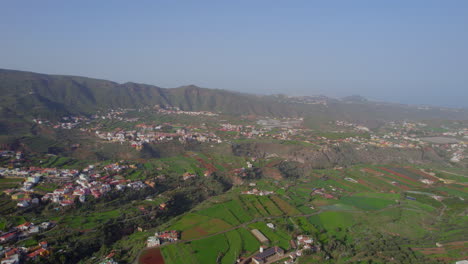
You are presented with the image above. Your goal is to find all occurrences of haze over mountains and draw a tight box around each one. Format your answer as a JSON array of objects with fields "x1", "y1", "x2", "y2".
[{"x1": 1, "y1": 68, "x2": 467, "y2": 122}]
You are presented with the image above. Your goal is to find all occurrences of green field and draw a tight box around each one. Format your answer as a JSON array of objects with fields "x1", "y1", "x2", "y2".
[
  {"x1": 145, "y1": 164, "x2": 467, "y2": 264},
  {"x1": 339, "y1": 195, "x2": 395, "y2": 211},
  {"x1": 161, "y1": 227, "x2": 260, "y2": 264},
  {"x1": 55, "y1": 209, "x2": 121, "y2": 230},
  {"x1": 248, "y1": 222, "x2": 291, "y2": 249},
  {"x1": 169, "y1": 212, "x2": 233, "y2": 240}
]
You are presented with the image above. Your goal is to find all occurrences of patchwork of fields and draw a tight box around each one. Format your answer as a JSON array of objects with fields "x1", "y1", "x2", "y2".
[{"x1": 135, "y1": 164, "x2": 467, "y2": 264}]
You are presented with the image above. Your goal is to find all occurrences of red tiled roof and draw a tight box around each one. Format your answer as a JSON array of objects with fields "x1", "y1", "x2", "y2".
[{"x1": 27, "y1": 248, "x2": 46, "y2": 258}]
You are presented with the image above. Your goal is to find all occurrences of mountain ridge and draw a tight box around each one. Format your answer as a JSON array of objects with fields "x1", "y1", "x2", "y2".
[{"x1": 0, "y1": 68, "x2": 467, "y2": 122}]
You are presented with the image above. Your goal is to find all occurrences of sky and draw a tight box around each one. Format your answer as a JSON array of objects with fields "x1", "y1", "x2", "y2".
[{"x1": 1, "y1": 1, "x2": 467, "y2": 108}]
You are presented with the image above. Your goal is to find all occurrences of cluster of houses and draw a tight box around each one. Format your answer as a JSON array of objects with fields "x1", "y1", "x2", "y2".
[
  {"x1": 155, "y1": 105, "x2": 218, "y2": 117},
  {"x1": 0, "y1": 152, "x2": 22, "y2": 160},
  {"x1": 311, "y1": 188, "x2": 336, "y2": 199},
  {"x1": 2, "y1": 162, "x2": 149, "y2": 207},
  {"x1": 92, "y1": 108, "x2": 139, "y2": 122},
  {"x1": 34, "y1": 116, "x2": 87, "y2": 130},
  {"x1": 249, "y1": 234, "x2": 319, "y2": 264},
  {"x1": 0, "y1": 222, "x2": 54, "y2": 245},
  {"x1": 1, "y1": 167, "x2": 79, "y2": 182},
  {"x1": 252, "y1": 246, "x2": 284, "y2": 264},
  {"x1": 241, "y1": 189, "x2": 274, "y2": 196},
  {"x1": 447, "y1": 143, "x2": 466, "y2": 163},
  {"x1": 0, "y1": 222, "x2": 55, "y2": 251},
  {"x1": 146, "y1": 230, "x2": 179, "y2": 247},
  {"x1": 0, "y1": 240, "x2": 50, "y2": 264},
  {"x1": 95, "y1": 128, "x2": 222, "y2": 149},
  {"x1": 40, "y1": 169, "x2": 148, "y2": 206},
  {"x1": 284, "y1": 235, "x2": 319, "y2": 263},
  {"x1": 250, "y1": 233, "x2": 319, "y2": 263},
  {"x1": 1, "y1": 166, "x2": 80, "y2": 207}
]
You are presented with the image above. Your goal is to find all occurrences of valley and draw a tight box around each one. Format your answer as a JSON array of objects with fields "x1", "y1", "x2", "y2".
[{"x1": 0, "y1": 69, "x2": 466, "y2": 264}]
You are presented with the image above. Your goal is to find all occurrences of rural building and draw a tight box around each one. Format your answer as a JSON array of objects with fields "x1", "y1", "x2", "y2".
[
  {"x1": 296, "y1": 235, "x2": 313, "y2": 246},
  {"x1": 146, "y1": 236, "x2": 160, "y2": 247},
  {"x1": 252, "y1": 246, "x2": 284, "y2": 264},
  {"x1": 251, "y1": 229, "x2": 269, "y2": 244}
]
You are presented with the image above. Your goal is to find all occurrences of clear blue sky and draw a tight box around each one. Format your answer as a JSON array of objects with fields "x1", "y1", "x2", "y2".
[{"x1": 1, "y1": 0, "x2": 467, "y2": 107}]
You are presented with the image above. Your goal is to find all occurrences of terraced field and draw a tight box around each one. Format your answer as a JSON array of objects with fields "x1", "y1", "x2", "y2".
[{"x1": 142, "y1": 164, "x2": 467, "y2": 264}]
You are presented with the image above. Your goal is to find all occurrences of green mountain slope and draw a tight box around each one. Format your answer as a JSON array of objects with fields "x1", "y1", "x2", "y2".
[
  {"x1": 0, "y1": 68, "x2": 467, "y2": 121},
  {"x1": 0, "y1": 69, "x2": 297, "y2": 118}
]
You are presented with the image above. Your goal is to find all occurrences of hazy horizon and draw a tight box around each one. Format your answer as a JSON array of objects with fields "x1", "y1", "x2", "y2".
[{"x1": 1, "y1": 0, "x2": 467, "y2": 108}]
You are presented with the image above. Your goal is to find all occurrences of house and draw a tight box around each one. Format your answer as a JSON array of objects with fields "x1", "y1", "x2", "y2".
[
  {"x1": 26, "y1": 248, "x2": 49, "y2": 260},
  {"x1": 59, "y1": 199, "x2": 74, "y2": 206},
  {"x1": 4, "y1": 248, "x2": 19, "y2": 258},
  {"x1": 16, "y1": 222, "x2": 32, "y2": 231},
  {"x1": 1, "y1": 254, "x2": 19, "y2": 264},
  {"x1": 17, "y1": 200, "x2": 30, "y2": 207},
  {"x1": 28, "y1": 226, "x2": 40, "y2": 234},
  {"x1": 252, "y1": 246, "x2": 284, "y2": 264},
  {"x1": 39, "y1": 241, "x2": 48, "y2": 248},
  {"x1": 40, "y1": 222, "x2": 52, "y2": 230},
  {"x1": 0, "y1": 232, "x2": 17, "y2": 243},
  {"x1": 297, "y1": 235, "x2": 313, "y2": 246},
  {"x1": 146, "y1": 236, "x2": 160, "y2": 247},
  {"x1": 156, "y1": 231, "x2": 179, "y2": 242}
]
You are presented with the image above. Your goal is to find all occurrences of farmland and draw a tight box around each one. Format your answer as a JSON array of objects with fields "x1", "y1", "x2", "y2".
[{"x1": 142, "y1": 163, "x2": 468, "y2": 264}]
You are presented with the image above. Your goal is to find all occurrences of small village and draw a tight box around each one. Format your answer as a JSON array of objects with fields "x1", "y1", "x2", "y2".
[
  {"x1": 95, "y1": 128, "x2": 222, "y2": 149},
  {"x1": 0, "y1": 221, "x2": 52, "y2": 264},
  {"x1": 0, "y1": 108, "x2": 466, "y2": 264},
  {"x1": 0, "y1": 162, "x2": 151, "y2": 208},
  {"x1": 26, "y1": 107, "x2": 468, "y2": 164}
]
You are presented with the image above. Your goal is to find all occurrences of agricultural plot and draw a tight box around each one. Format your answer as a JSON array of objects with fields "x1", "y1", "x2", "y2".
[
  {"x1": 196, "y1": 203, "x2": 241, "y2": 226},
  {"x1": 169, "y1": 214, "x2": 212, "y2": 231},
  {"x1": 293, "y1": 216, "x2": 318, "y2": 234},
  {"x1": 270, "y1": 195, "x2": 300, "y2": 215},
  {"x1": 340, "y1": 196, "x2": 395, "y2": 211},
  {"x1": 157, "y1": 164, "x2": 465, "y2": 264},
  {"x1": 309, "y1": 211, "x2": 356, "y2": 234},
  {"x1": 221, "y1": 230, "x2": 242, "y2": 264},
  {"x1": 239, "y1": 195, "x2": 269, "y2": 216},
  {"x1": 379, "y1": 167, "x2": 422, "y2": 187},
  {"x1": 190, "y1": 234, "x2": 229, "y2": 264},
  {"x1": 373, "y1": 168, "x2": 417, "y2": 190},
  {"x1": 183, "y1": 219, "x2": 231, "y2": 240},
  {"x1": 435, "y1": 186, "x2": 468, "y2": 198},
  {"x1": 257, "y1": 196, "x2": 283, "y2": 216},
  {"x1": 162, "y1": 226, "x2": 261, "y2": 264},
  {"x1": 248, "y1": 222, "x2": 291, "y2": 249},
  {"x1": 391, "y1": 167, "x2": 433, "y2": 182},
  {"x1": 237, "y1": 227, "x2": 260, "y2": 253},
  {"x1": 361, "y1": 174, "x2": 400, "y2": 192},
  {"x1": 408, "y1": 168, "x2": 441, "y2": 182},
  {"x1": 0, "y1": 177, "x2": 23, "y2": 190},
  {"x1": 162, "y1": 243, "x2": 198, "y2": 264},
  {"x1": 139, "y1": 248, "x2": 165, "y2": 264},
  {"x1": 369, "y1": 208, "x2": 430, "y2": 238},
  {"x1": 195, "y1": 198, "x2": 254, "y2": 226},
  {"x1": 56, "y1": 209, "x2": 121, "y2": 230}
]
